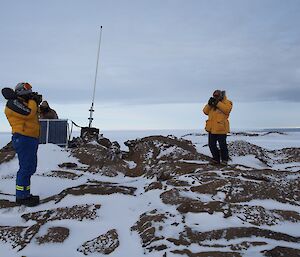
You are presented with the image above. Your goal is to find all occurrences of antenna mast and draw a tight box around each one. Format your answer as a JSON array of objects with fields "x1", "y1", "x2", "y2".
[{"x1": 88, "y1": 26, "x2": 103, "y2": 128}]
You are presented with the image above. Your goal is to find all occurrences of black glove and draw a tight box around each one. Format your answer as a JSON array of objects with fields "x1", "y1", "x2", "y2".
[
  {"x1": 31, "y1": 93, "x2": 43, "y2": 105},
  {"x1": 212, "y1": 98, "x2": 219, "y2": 107},
  {"x1": 208, "y1": 97, "x2": 215, "y2": 106},
  {"x1": 208, "y1": 97, "x2": 219, "y2": 107}
]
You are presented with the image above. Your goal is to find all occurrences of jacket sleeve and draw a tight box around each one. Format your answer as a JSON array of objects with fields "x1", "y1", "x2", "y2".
[
  {"x1": 216, "y1": 100, "x2": 232, "y2": 115},
  {"x1": 203, "y1": 104, "x2": 211, "y2": 115}
]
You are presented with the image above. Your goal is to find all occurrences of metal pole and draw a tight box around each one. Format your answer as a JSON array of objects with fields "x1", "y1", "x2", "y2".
[
  {"x1": 46, "y1": 120, "x2": 49, "y2": 144},
  {"x1": 88, "y1": 26, "x2": 103, "y2": 128}
]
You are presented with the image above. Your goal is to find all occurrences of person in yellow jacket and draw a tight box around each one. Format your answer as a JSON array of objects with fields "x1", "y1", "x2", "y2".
[
  {"x1": 203, "y1": 90, "x2": 233, "y2": 165},
  {"x1": 3, "y1": 82, "x2": 42, "y2": 206}
]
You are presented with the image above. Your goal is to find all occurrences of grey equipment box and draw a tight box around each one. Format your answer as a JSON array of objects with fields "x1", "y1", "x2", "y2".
[{"x1": 39, "y1": 119, "x2": 69, "y2": 147}]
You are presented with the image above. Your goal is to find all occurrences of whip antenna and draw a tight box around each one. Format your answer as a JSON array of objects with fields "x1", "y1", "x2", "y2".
[{"x1": 88, "y1": 26, "x2": 103, "y2": 128}]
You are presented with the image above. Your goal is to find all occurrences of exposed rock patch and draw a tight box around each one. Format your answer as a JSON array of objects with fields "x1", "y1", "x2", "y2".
[
  {"x1": 262, "y1": 246, "x2": 300, "y2": 257},
  {"x1": 38, "y1": 170, "x2": 83, "y2": 180},
  {"x1": 131, "y1": 209, "x2": 167, "y2": 249},
  {"x1": 22, "y1": 204, "x2": 101, "y2": 222},
  {"x1": 165, "y1": 226, "x2": 300, "y2": 255},
  {"x1": 77, "y1": 229, "x2": 119, "y2": 255},
  {"x1": 36, "y1": 226, "x2": 69, "y2": 244},
  {"x1": 42, "y1": 181, "x2": 136, "y2": 204},
  {"x1": 0, "y1": 226, "x2": 27, "y2": 249},
  {"x1": 168, "y1": 227, "x2": 300, "y2": 246},
  {"x1": 172, "y1": 249, "x2": 242, "y2": 257},
  {"x1": 0, "y1": 141, "x2": 15, "y2": 164},
  {"x1": 0, "y1": 199, "x2": 18, "y2": 208},
  {"x1": 144, "y1": 181, "x2": 163, "y2": 192},
  {"x1": 58, "y1": 162, "x2": 78, "y2": 169}
]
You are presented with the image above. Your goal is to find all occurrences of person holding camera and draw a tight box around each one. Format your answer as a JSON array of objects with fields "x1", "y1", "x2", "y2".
[
  {"x1": 203, "y1": 90, "x2": 233, "y2": 165},
  {"x1": 4, "y1": 82, "x2": 42, "y2": 206}
]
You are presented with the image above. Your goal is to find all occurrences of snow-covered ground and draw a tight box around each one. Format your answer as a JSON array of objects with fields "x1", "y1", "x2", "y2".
[{"x1": 0, "y1": 130, "x2": 299, "y2": 257}]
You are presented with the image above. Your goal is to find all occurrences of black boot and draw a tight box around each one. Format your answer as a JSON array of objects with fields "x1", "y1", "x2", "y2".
[{"x1": 16, "y1": 195, "x2": 40, "y2": 207}]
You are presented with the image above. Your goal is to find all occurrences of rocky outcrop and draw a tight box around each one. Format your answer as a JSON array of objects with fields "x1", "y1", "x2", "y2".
[
  {"x1": 70, "y1": 134, "x2": 128, "y2": 177},
  {"x1": 124, "y1": 135, "x2": 209, "y2": 177}
]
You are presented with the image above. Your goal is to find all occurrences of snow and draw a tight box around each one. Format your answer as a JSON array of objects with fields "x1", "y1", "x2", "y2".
[
  {"x1": 245, "y1": 199, "x2": 300, "y2": 213},
  {"x1": 187, "y1": 212, "x2": 234, "y2": 230},
  {"x1": 124, "y1": 160, "x2": 137, "y2": 169},
  {"x1": 180, "y1": 159, "x2": 209, "y2": 165},
  {"x1": 230, "y1": 155, "x2": 268, "y2": 169},
  {"x1": 0, "y1": 132, "x2": 11, "y2": 149}
]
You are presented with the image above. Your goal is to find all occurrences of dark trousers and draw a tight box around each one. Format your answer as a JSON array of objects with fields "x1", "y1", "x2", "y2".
[
  {"x1": 12, "y1": 133, "x2": 39, "y2": 199},
  {"x1": 208, "y1": 133, "x2": 229, "y2": 163}
]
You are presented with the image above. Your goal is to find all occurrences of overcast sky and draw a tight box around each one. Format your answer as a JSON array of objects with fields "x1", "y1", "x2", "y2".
[{"x1": 1, "y1": 0, "x2": 300, "y2": 131}]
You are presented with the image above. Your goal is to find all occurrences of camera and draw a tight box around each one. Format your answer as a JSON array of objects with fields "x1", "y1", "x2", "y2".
[{"x1": 30, "y1": 92, "x2": 43, "y2": 105}]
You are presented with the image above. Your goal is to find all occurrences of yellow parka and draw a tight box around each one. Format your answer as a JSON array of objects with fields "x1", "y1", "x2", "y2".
[
  {"x1": 203, "y1": 96, "x2": 233, "y2": 134},
  {"x1": 5, "y1": 98, "x2": 40, "y2": 138}
]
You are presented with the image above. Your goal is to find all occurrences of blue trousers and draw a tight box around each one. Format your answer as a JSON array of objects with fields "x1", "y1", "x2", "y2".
[{"x1": 12, "y1": 133, "x2": 39, "y2": 199}]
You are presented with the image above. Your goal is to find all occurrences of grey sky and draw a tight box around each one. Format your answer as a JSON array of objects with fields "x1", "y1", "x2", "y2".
[{"x1": 1, "y1": 0, "x2": 300, "y2": 130}]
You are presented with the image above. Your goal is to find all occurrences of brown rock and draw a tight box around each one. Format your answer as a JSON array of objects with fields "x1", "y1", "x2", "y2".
[
  {"x1": 131, "y1": 209, "x2": 166, "y2": 247},
  {"x1": 77, "y1": 229, "x2": 119, "y2": 255},
  {"x1": 262, "y1": 246, "x2": 300, "y2": 257},
  {"x1": 0, "y1": 226, "x2": 27, "y2": 250},
  {"x1": 36, "y1": 227, "x2": 69, "y2": 244},
  {"x1": 41, "y1": 181, "x2": 136, "y2": 204},
  {"x1": 0, "y1": 141, "x2": 15, "y2": 164},
  {"x1": 145, "y1": 181, "x2": 163, "y2": 192},
  {"x1": 58, "y1": 162, "x2": 78, "y2": 169},
  {"x1": 171, "y1": 249, "x2": 241, "y2": 257}
]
